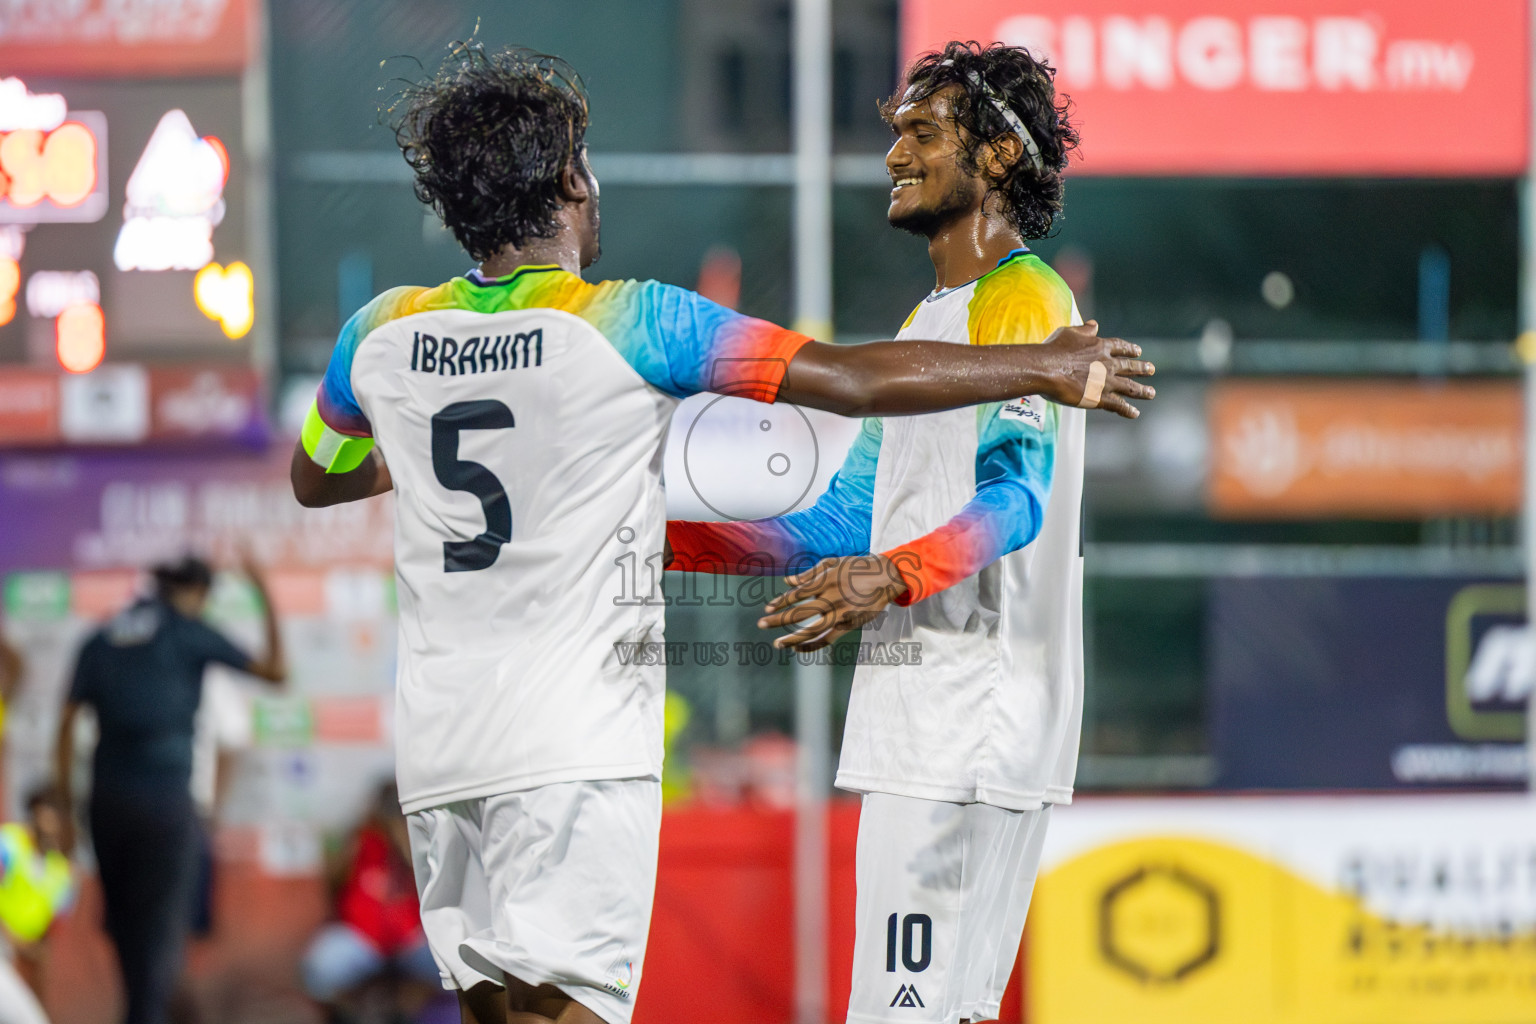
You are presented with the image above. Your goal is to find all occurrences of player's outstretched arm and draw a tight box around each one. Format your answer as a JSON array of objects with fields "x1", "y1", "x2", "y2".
[
  {"x1": 762, "y1": 487, "x2": 1033, "y2": 652},
  {"x1": 666, "y1": 515, "x2": 859, "y2": 578},
  {"x1": 762, "y1": 400, "x2": 1054, "y2": 651},
  {"x1": 668, "y1": 419, "x2": 882, "y2": 576},
  {"x1": 778, "y1": 321, "x2": 1153, "y2": 419},
  {"x1": 290, "y1": 442, "x2": 392, "y2": 508}
]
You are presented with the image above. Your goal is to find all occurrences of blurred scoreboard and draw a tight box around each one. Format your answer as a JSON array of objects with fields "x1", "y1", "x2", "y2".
[
  {"x1": 0, "y1": 0, "x2": 265, "y2": 445},
  {"x1": 0, "y1": 77, "x2": 251, "y2": 368}
]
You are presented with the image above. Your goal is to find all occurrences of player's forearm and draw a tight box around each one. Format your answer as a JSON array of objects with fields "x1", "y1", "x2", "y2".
[
  {"x1": 780, "y1": 339, "x2": 1061, "y2": 417},
  {"x1": 668, "y1": 513, "x2": 866, "y2": 576},
  {"x1": 290, "y1": 442, "x2": 392, "y2": 508},
  {"x1": 667, "y1": 520, "x2": 809, "y2": 576},
  {"x1": 777, "y1": 325, "x2": 1154, "y2": 419},
  {"x1": 883, "y1": 483, "x2": 1045, "y2": 605}
]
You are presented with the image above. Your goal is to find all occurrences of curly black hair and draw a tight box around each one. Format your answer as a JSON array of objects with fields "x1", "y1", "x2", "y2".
[
  {"x1": 882, "y1": 41, "x2": 1079, "y2": 239},
  {"x1": 392, "y1": 44, "x2": 590, "y2": 261}
]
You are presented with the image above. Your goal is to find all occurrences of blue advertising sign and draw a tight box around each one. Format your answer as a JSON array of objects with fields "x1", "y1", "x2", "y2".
[{"x1": 1208, "y1": 578, "x2": 1527, "y2": 790}]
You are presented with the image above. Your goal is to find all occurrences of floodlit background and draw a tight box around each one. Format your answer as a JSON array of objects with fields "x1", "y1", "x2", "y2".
[{"x1": 0, "y1": 1, "x2": 1532, "y2": 1023}]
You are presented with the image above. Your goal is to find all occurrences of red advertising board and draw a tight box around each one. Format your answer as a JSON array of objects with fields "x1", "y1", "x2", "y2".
[
  {"x1": 0, "y1": 0, "x2": 250, "y2": 78},
  {"x1": 902, "y1": 0, "x2": 1528, "y2": 175},
  {"x1": 0, "y1": 364, "x2": 265, "y2": 447},
  {"x1": 148, "y1": 365, "x2": 265, "y2": 443},
  {"x1": 0, "y1": 368, "x2": 57, "y2": 442}
]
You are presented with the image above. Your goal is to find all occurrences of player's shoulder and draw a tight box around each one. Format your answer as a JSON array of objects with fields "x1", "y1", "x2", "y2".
[
  {"x1": 970, "y1": 252, "x2": 1072, "y2": 316},
  {"x1": 331, "y1": 286, "x2": 439, "y2": 356},
  {"x1": 347, "y1": 270, "x2": 586, "y2": 329},
  {"x1": 477, "y1": 270, "x2": 702, "y2": 320},
  {"x1": 570, "y1": 277, "x2": 726, "y2": 338},
  {"x1": 966, "y1": 251, "x2": 1073, "y2": 346},
  {"x1": 581, "y1": 275, "x2": 691, "y2": 309},
  {"x1": 458, "y1": 272, "x2": 673, "y2": 324}
]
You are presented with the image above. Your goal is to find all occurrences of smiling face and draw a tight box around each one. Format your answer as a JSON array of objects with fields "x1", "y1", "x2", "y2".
[{"x1": 885, "y1": 85, "x2": 987, "y2": 238}]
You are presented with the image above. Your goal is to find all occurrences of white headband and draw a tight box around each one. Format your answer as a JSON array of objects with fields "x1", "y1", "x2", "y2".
[{"x1": 938, "y1": 59, "x2": 1046, "y2": 175}]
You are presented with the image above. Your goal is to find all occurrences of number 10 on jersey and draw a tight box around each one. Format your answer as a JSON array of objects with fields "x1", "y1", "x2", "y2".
[{"x1": 887, "y1": 913, "x2": 932, "y2": 972}]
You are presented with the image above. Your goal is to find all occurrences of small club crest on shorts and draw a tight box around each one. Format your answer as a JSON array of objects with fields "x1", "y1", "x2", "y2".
[
  {"x1": 890, "y1": 983, "x2": 925, "y2": 1008},
  {"x1": 603, "y1": 958, "x2": 635, "y2": 999}
]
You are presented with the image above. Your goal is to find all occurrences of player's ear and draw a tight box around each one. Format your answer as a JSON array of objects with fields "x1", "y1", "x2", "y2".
[
  {"x1": 558, "y1": 157, "x2": 592, "y2": 204},
  {"x1": 984, "y1": 134, "x2": 1024, "y2": 181}
]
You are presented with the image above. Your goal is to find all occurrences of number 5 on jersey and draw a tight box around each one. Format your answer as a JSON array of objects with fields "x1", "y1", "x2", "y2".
[{"x1": 431, "y1": 400, "x2": 514, "y2": 572}]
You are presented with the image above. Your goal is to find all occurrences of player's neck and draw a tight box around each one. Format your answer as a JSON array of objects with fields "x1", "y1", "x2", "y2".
[
  {"x1": 480, "y1": 236, "x2": 584, "y2": 279},
  {"x1": 925, "y1": 202, "x2": 1025, "y2": 292}
]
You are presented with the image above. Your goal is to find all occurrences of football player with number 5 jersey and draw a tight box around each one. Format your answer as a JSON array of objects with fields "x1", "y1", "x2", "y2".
[
  {"x1": 291, "y1": 44, "x2": 1153, "y2": 1024},
  {"x1": 668, "y1": 43, "x2": 1121, "y2": 1024}
]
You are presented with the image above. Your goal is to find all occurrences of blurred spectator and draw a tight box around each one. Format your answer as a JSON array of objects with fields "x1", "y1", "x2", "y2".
[
  {"x1": 0, "y1": 788, "x2": 74, "y2": 1024},
  {"x1": 0, "y1": 629, "x2": 23, "y2": 810},
  {"x1": 0, "y1": 631, "x2": 21, "y2": 718},
  {"x1": 690, "y1": 732, "x2": 798, "y2": 808},
  {"x1": 300, "y1": 782, "x2": 439, "y2": 1023},
  {"x1": 54, "y1": 555, "x2": 286, "y2": 1024}
]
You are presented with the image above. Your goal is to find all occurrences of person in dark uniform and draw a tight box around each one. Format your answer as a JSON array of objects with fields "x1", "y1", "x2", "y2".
[{"x1": 54, "y1": 555, "x2": 286, "y2": 1024}]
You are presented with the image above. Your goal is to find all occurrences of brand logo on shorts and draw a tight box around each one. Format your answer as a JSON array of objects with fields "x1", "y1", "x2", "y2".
[
  {"x1": 603, "y1": 959, "x2": 635, "y2": 1000},
  {"x1": 889, "y1": 984, "x2": 925, "y2": 1008}
]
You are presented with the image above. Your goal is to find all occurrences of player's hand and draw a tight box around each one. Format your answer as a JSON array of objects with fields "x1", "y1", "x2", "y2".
[
  {"x1": 759, "y1": 555, "x2": 908, "y2": 653},
  {"x1": 1040, "y1": 321, "x2": 1155, "y2": 419}
]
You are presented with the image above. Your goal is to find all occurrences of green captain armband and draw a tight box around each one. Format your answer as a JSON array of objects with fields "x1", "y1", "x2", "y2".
[{"x1": 302, "y1": 401, "x2": 375, "y2": 473}]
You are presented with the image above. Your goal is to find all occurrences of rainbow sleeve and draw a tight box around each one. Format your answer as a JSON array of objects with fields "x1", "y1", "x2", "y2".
[
  {"x1": 576, "y1": 280, "x2": 814, "y2": 402},
  {"x1": 883, "y1": 403, "x2": 1055, "y2": 604},
  {"x1": 882, "y1": 254, "x2": 1069, "y2": 605},
  {"x1": 300, "y1": 271, "x2": 814, "y2": 474},
  {"x1": 668, "y1": 417, "x2": 882, "y2": 575},
  {"x1": 304, "y1": 286, "x2": 428, "y2": 473}
]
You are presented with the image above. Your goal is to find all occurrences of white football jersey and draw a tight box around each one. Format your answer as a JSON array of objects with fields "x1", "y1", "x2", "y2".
[
  {"x1": 837, "y1": 253, "x2": 1086, "y2": 808},
  {"x1": 668, "y1": 252, "x2": 1087, "y2": 808},
  {"x1": 305, "y1": 267, "x2": 809, "y2": 813}
]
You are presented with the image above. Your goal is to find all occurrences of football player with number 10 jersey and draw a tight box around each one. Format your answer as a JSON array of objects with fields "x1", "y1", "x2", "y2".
[{"x1": 668, "y1": 43, "x2": 1135, "y2": 1024}]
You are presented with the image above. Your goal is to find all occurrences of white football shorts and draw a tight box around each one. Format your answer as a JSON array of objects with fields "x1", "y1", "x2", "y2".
[
  {"x1": 847, "y1": 793, "x2": 1052, "y2": 1024},
  {"x1": 407, "y1": 778, "x2": 661, "y2": 1024}
]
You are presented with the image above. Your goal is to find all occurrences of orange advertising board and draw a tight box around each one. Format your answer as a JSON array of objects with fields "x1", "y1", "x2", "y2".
[
  {"x1": 901, "y1": 0, "x2": 1528, "y2": 175},
  {"x1": 0, "y1": 0, "x2": 250, "y2": 78},
  {"x1": 1207, "y1": 380, "x2": 1522, "y2": 518}
]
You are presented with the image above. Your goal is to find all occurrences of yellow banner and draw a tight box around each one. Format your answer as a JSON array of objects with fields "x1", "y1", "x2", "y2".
[{"x1": 1028, "y1": 797, "x2": 1536, "y2": 1024}]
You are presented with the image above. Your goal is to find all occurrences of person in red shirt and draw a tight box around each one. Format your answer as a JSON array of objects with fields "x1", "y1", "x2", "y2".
[{"x1": 300, "y1": 783, "x2": 438, "y2": 1019}]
